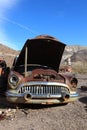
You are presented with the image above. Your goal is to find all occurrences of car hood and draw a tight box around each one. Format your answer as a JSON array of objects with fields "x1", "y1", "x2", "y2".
[{"x1": 14, "y1": 35, "x2": 66, "y2": 72}]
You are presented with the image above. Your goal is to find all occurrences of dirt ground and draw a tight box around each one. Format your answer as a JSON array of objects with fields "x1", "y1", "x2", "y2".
[{"x1": 0, "y1": 74, "x2": 87, "y2": 130}]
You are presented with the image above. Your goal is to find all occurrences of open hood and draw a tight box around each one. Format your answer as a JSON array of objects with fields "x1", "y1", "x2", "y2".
[{"x1": 14, "y1": 35, "x2": 66, "y2": 72}]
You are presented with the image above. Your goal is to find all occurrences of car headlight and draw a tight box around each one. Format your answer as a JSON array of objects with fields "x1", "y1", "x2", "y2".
[
  {"x1": 70, "y1": 77, "x2": 78, "y2": 88},
  {"x1": 9, "y1": 74, "x2": 19, "y2": 88}
]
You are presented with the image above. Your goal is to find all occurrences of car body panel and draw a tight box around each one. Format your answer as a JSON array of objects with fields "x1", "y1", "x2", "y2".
[
  {"x1": 0, "y1": 58, "x2": 9, "y2": 91},
  {"x1": 14, "y1": 35, "x2": 66, "y2": 72}
]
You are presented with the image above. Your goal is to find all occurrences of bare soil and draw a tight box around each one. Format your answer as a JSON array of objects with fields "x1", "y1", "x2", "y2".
[{"x1": 0, "y1": 74, "x2": 87, "y2": 130}]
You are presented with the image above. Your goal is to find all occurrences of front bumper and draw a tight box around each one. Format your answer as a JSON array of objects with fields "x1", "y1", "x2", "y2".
[
  {"x1": 6, "y1": 91, "x2": 78, "y2": 104},
  {"x1": 6, "y1": 82, "x2": 78, "y2": 104}
]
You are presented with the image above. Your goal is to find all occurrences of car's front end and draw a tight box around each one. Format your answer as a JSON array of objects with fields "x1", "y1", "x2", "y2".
[
  {"x1": 6, "y1": 65, "x2": 78, "y2": 104},
  {"x1": 6, "y1": 35, "x2": 78, "y2": 104}
]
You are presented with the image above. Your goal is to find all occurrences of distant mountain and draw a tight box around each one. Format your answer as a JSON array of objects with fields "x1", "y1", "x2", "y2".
[
  {"x1": 62, "y1": 45, "x2": 87, "y2": 63},
  {"x1": 0, "y1": 43, "x2": 19, "y2": 67},
  {"x1": 65, "y1": 45, "x2": 87, "y2": 52},
  {"x1": 0, "y1": 43, "x2": 87, "y2": 67},
  {"x1": 71, "y1": 49, "x2": 87, "y2": 62}
]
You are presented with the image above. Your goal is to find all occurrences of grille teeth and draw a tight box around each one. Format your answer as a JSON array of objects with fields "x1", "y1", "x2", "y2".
[{"x1": 18, "y1": 85, "x2": 69, "y2": 95}]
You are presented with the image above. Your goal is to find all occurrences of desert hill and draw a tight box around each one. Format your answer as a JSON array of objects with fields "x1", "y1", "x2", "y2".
[
  {"x1": 70, "y1": 49, "x2": 87, "y2": 62},
  {"x1": 62, "y1": 45, "x2": 87, "y2": 63},
  {"x1": 0, "y1": 43, "x2": 19, "y2": 67},
  {"x1": 0, "y1": 43, "x2": 87, "y2": 69},
  {"x1": 62, "y1": 45, "x2": 87, "y2": 73}
]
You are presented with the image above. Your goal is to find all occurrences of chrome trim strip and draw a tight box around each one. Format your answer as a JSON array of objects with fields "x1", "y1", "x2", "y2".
[
  {"x1": 70, "y1": 93, "x2": 79, "y2": 98},
  {"x1": 17, "y1": 82, "x2": 69, "y2": 90},
  {"x1": 6, "y1": 91, "x2": 78, "y2": 99},
  {"x1": 6, "y1": 91, "x2": 62, "y2": 98},
  {"x1": 28, "y1": 94, "x2": 62, "y2": 98},
  {"x1": 6, "y1": 91, "x2": 24, "y2": 97}
]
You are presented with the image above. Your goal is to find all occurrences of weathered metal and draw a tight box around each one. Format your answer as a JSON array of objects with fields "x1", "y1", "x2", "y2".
[{"x1": 6, "y1": 35, "x2": 78, "y2": 104}]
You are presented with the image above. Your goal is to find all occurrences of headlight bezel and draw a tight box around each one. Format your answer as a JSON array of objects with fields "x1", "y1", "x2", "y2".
[
  {"x1": 8, "y1": 74, "x2": 19, "y2": 89},
  {"x1": 70, "y1": 77, "x2": 78, "y2": 88}
]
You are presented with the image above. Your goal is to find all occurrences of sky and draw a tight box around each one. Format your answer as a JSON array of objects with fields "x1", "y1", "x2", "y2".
[{"x1": 0, "y1": 0, "x2": 87, "y2": 50}]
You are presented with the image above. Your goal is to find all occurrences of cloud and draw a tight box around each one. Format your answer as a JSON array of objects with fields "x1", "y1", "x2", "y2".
[
  {"x1": 0, "y1": 0, "x2": 19, "y2": 49},
  {"x1": 0, "y1": 0, "x2": 38, "y2": 50},
  {"x1": 0, "y1": 0, "x2": 18, "y2": 16},
  {"x1": 0, "y1": 0, "x2": 19, "y2": 24},
  {"x1": 0, "y1": 0, "x2": 17, "y2": 9}
]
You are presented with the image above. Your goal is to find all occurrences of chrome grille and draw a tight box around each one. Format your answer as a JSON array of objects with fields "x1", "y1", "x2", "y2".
[{"x1": 18, "y1": 85, "x2": 69, "y2": 95}]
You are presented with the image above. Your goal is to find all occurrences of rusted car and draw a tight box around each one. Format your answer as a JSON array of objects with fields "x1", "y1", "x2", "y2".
[
  {"x1": 0, "y1": 58, "x2": 9, "y2": 92},
  {"x1": 6, "y1": 35, "x2": 78, "y2": 104}
]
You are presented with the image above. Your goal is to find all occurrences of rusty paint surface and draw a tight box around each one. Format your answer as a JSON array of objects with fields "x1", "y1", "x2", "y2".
[{"x1": 6, "y1": 35, "x2": 78, "y2": 104}]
